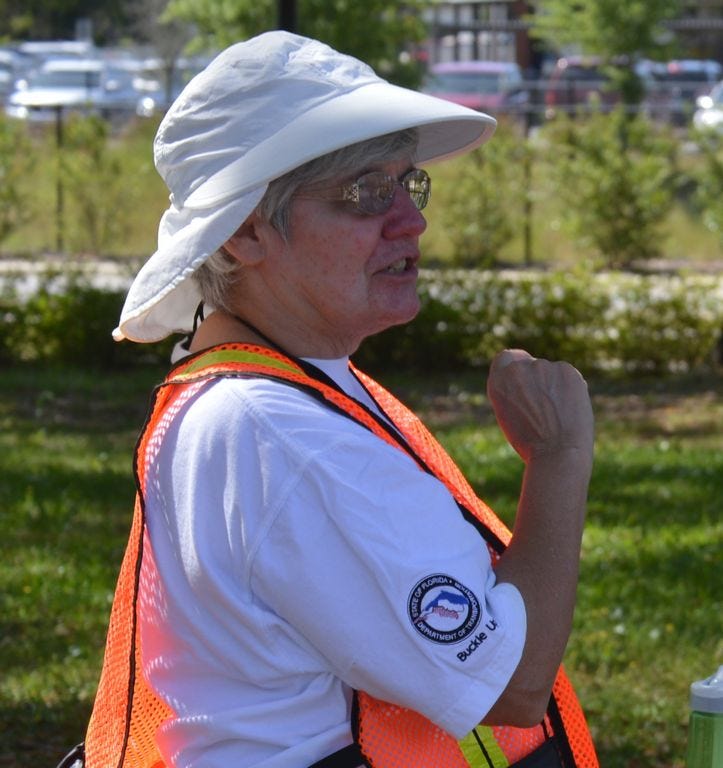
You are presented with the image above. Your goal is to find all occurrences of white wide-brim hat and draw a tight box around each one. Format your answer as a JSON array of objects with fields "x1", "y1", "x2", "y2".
[{"x1": 114, "y1": 30, "x2": 497, "y2": 343}]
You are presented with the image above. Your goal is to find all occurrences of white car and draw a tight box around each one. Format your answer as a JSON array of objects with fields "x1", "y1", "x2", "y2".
[
  {"x1": 5, "y1": 57, "x2": 140, "y2": 123},
  {"x1": 693, "y1": 80, "x2": 723, "y2": 134}
]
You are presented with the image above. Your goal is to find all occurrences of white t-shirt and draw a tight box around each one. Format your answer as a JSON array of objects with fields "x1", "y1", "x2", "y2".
[{"x1": 139, "y1": 359, "x2": 526, "y2": 768}]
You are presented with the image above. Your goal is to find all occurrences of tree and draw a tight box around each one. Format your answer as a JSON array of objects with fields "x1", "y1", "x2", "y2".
[
  {"x1": 127, "y1": 0, "x2": 195, "y2": 106},
  {"x1": 0, "y1": 0, "x2": 132, "y2": 44},
  {"x1": 164, "y1": 0, "x2": 428, "y2": 87},
  {"x1": 435, "y1": 123, "x2": 529, "y2": 267},
  {"x1": 693, "y1": 132, "x2": 723, "y2": 250},
  {"x1": 0, "y1": 114, "x2": 35, "y2": 243},
  {"x1": 529, "y1": 0, "x2": 681, "y2": 107},
  {"x1": 540, "y1": 108, "x2": 678, "y2": 269}
]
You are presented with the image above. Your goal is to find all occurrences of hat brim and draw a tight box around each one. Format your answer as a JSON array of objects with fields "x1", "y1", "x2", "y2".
[
  {"x1": 116, "y1": 81, "x2": 496, "y2": 343},
  {"x1": 185, "y1": 80, "x2": 495, "y2": 209}
]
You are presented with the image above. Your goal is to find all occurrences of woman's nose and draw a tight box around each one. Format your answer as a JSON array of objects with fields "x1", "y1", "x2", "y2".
[{"x1": 383, "y1": 187, "x2": 427, "y2": 238}]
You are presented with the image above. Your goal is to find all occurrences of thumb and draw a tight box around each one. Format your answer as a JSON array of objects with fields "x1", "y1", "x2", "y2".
[{"x1": 489, "y1": 348, "x2": 535, "y2": 377}]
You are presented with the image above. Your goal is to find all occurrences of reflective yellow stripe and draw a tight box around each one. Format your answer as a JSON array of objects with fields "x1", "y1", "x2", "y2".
[
  {"x1": 172, "y1": 348, "x2": 302, "y2": 378},
  {"x1": 458, "y1": 726, "x2": 510, "y2": 768}
]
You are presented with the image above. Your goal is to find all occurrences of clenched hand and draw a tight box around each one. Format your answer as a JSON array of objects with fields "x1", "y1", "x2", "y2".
[{"x1": 486, "y1": 349, "x2": 594, "y2": 465}]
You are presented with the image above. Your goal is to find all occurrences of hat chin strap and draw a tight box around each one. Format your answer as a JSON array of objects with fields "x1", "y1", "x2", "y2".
[{"x1": 176, "y1": 301, "x2": 207, "y2": 354}]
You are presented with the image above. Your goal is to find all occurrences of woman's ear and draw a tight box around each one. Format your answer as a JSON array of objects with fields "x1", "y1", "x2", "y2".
[{"x1": 223, "y1": 212, "x2": 281, "y2": 266}]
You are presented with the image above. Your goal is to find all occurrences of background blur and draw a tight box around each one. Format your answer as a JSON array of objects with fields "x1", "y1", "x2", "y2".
[{"x1": 0, "y1": 4, "x2": 721, "y2": 768}]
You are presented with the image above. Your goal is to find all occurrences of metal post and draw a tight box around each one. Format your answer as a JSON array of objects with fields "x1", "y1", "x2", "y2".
[
  {"x1": 278, "y1": 0, "x2": 297, "y2": 32},
  {"x1": 55, "y1": 105, "x2": 64, "y2": 253},
  {"x1": 522, "y1": 112, "x2": 533, "y2": 266}
]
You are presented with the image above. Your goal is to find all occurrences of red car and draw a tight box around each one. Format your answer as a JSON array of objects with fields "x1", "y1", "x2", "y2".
[
  {"x1": 422, "y1": 60, "x2": 529, "y2": 116},
  {"x1": 543, "y1": 56, "x2": 619, "y2": 119}
]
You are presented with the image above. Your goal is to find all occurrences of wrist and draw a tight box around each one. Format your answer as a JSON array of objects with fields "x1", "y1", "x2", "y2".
[{"x1": 525, "y1": 444, "x2": 594, "y2": 481}]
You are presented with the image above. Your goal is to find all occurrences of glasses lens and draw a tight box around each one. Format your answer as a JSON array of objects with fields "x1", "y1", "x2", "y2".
[
  {"x1": 402, "y1": 169, "x2": 431, "y2": 211},
  {"x1": 356, "y1": 172, "x2": 396, "y2": 215},
  {"x1": 345, "y1": 169, "x2": 431, "y2": 214}
]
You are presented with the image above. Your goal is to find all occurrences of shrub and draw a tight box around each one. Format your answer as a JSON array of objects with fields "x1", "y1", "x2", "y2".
[
  {"x1": 358, "y1": 269, "x2": 723, "y2": 375},
  {"x1": 539, "y1": 109, "x2": 679, "y2": 269},
  {"x1": 2, "y1": 270, "x2": 174, "y2": 368},
  {"x1": 692, "y1": 131, "x2": 723, "y2": 248},
  {"x1": 1, "y1": 268, "x2": 721, "y2": 375},
  {"x1": 0, "y1": 115, "x2": 36, "y2": 243},
  {"x1": 599, "y1": 272, "x2": 723, "y2": 372},
  {"x1": 435, "y1": 122, "x2": 530, "y2": 267},
  {"x1": 60, "y1": 115, "x2": 153, "y2": 256}
]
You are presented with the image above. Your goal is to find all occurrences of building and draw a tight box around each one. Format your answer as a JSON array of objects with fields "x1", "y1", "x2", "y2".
[{"x1": 424, "y1": 0, "x2": 723, "y2": 72}]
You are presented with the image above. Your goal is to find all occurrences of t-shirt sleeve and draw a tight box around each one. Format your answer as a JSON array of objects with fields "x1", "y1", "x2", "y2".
[{"x1": 248, "y1": 419, "x2": 526, "y2": 738}]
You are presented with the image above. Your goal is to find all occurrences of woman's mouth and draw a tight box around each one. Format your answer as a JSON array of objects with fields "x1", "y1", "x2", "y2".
[{"x1": 384, "y1": 257, "x2": 415, "y2": 274}]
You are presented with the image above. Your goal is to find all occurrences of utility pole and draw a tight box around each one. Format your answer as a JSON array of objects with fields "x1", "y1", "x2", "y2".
[{"x1": 278, "y1": 0, "x2": 297, "y2": 32}]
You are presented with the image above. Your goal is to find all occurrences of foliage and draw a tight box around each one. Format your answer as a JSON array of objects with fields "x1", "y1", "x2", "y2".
[
  {"x1": 59, "y1": 115, "x2": 151, "y2": 256},
  {"x1": 531, "y1": 0, "x2": 680, "y2": 57},
  {"x1": 528, "y1": 0, "x2": 680, "y2": 105},
  {"x1": 436, "y1": 122, "x2": 529, "y2": 268},
  {"x1": 164, "y1": 0, "x2": 428, "y2": 87},
  {"x1": 2, "y1": 268, "x2": 721, "y2": 375},
  {"x1": 358, "y1": 268, "x2": 723, "y2": 374},
  {"x1": 1, "y1": 109, "x2": 720, "y2": 266},
  {"x1": 0, "y1": 271, "x2": 174, "y2": 368},
  {"x1": 0, "y1": 0, "x2": 132, "y2": 44},
  {"x1": 691, "y1": 132, "x2": 723, "y2": 248},
  {"x1": 538, "y1": 109, "x2": 679, "y2": 268},
  {"x1": 0, "y1": 115, "x2": 35, "y2": 243}
]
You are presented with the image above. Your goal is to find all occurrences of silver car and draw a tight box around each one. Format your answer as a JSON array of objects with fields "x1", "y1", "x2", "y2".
[
  {"x1": 693, "y1": 80, "x2": 723, "y2": 134},
  {"x1": 6, "y1": 56, "x2": 141, "y2": 123}
]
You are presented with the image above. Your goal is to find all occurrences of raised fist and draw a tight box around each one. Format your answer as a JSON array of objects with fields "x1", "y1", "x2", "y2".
[{"x1": 486, "y1": 349, "x2": 594, "y2": 464}]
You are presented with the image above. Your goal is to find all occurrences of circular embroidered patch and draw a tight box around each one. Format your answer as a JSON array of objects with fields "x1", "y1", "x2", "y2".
[{"x1": 408, "y1": 574, "x2": 481, "y2": 644}]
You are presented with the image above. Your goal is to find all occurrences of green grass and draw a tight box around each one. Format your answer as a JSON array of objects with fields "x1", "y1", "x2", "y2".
[
  {"x1": 0, "y1": 366, "x2": 163, "y2": 766},
  {"x1": 1, "y1": 364, "x2": 721, "y2": 767}
]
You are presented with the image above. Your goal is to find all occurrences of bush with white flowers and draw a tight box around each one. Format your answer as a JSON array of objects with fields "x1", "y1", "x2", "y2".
[
  {"x1": 359, "y1": 269, "x2": 723, "y2": 373},
  {"x1": 1, "y1": 268, "x2": 721, "y2": 373}
]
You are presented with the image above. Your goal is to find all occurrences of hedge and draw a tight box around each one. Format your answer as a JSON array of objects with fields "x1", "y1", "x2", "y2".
[
  {"x1": 357, "y1": 269, "x2": 723, "y2": 374},
  {"x1": 1, "y1": 267, "x2": 721, "y2": 374}
]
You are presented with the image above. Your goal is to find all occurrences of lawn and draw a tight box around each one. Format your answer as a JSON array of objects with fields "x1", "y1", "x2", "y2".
[{"x1": 1, "y1": 363, "x2": 721, "y2": 767}]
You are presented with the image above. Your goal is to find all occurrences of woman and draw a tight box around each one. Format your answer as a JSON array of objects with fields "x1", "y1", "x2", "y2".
[{"x1": 84, "y1": 31, "x2": 597, "y2": 768}]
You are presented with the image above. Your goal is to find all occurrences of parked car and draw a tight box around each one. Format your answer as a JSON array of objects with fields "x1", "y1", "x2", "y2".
[
  {"x1": 0, "y1": 48, "x2": 34, "y2": 99},
  {"x1": 16, "y1": 40, "x2": 96, "y2": 60},
  {"x1": 543, "y1": 56, "x2": 619, "y2": 119},
  {"x1": 5, "y1": 57, "x2": 142, "y2": 124},
  {"x1": 645, "y1": 59, "x2": 723, "y2": 126},
  {"x1": 693, "y1": 80, "x2": 723, "y2": 134},
  {"x1": 421, "y1": 60, "x2": 529, "y2": 116}
]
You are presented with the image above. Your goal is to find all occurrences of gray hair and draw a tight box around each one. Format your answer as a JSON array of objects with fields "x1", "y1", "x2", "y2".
[{"x1": 194, "y1": 128, "x2": 418, "y2": 314}]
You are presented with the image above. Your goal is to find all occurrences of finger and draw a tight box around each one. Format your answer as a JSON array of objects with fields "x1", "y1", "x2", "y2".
[{"x1": 489, "y1": 348, "x2": 534, "y2": 375}]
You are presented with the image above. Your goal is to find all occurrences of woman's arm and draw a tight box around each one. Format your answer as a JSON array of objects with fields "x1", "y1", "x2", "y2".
[{"x1": 482, "y1": 349, "x2": 595, "y2": 726}]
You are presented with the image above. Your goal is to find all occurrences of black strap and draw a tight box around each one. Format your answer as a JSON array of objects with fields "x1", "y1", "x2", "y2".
[
  {"x1": 178, "y1": 301, "x2": 206, "y2": 353},
  {"x1": 309, "y1": 742, "x2": 367, "y2": 768},
  {"x1": 55, "y1": 742, "x2": 85, "y2": 768},
  {"x1": 510, "y1": 736, "x2": 566, "y2": 767}
]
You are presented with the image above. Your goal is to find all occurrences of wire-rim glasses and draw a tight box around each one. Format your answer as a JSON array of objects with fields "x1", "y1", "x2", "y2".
[{"x1": 298, "y1": 168, "x2": 431, "y2": 215}]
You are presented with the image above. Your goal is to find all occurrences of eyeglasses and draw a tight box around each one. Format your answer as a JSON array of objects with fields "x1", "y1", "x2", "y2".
[{"x1": 298, "y1": 168, "x2": 431, "y2": 216}]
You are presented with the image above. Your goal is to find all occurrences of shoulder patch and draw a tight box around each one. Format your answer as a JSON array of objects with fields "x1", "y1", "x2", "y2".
[{"x1": 408, "y1": 574, "x2": 481, "y2": 644}]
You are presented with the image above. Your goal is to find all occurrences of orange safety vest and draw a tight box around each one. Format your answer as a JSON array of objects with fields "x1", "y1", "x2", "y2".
[{"x1": 83, "y1": 343, "x2": 599, "y2": 768}]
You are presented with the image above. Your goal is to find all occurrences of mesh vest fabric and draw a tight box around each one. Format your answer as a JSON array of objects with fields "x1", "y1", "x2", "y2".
[{"x1": 83, "y1": 343, "x2": 598, "y2": 768}]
